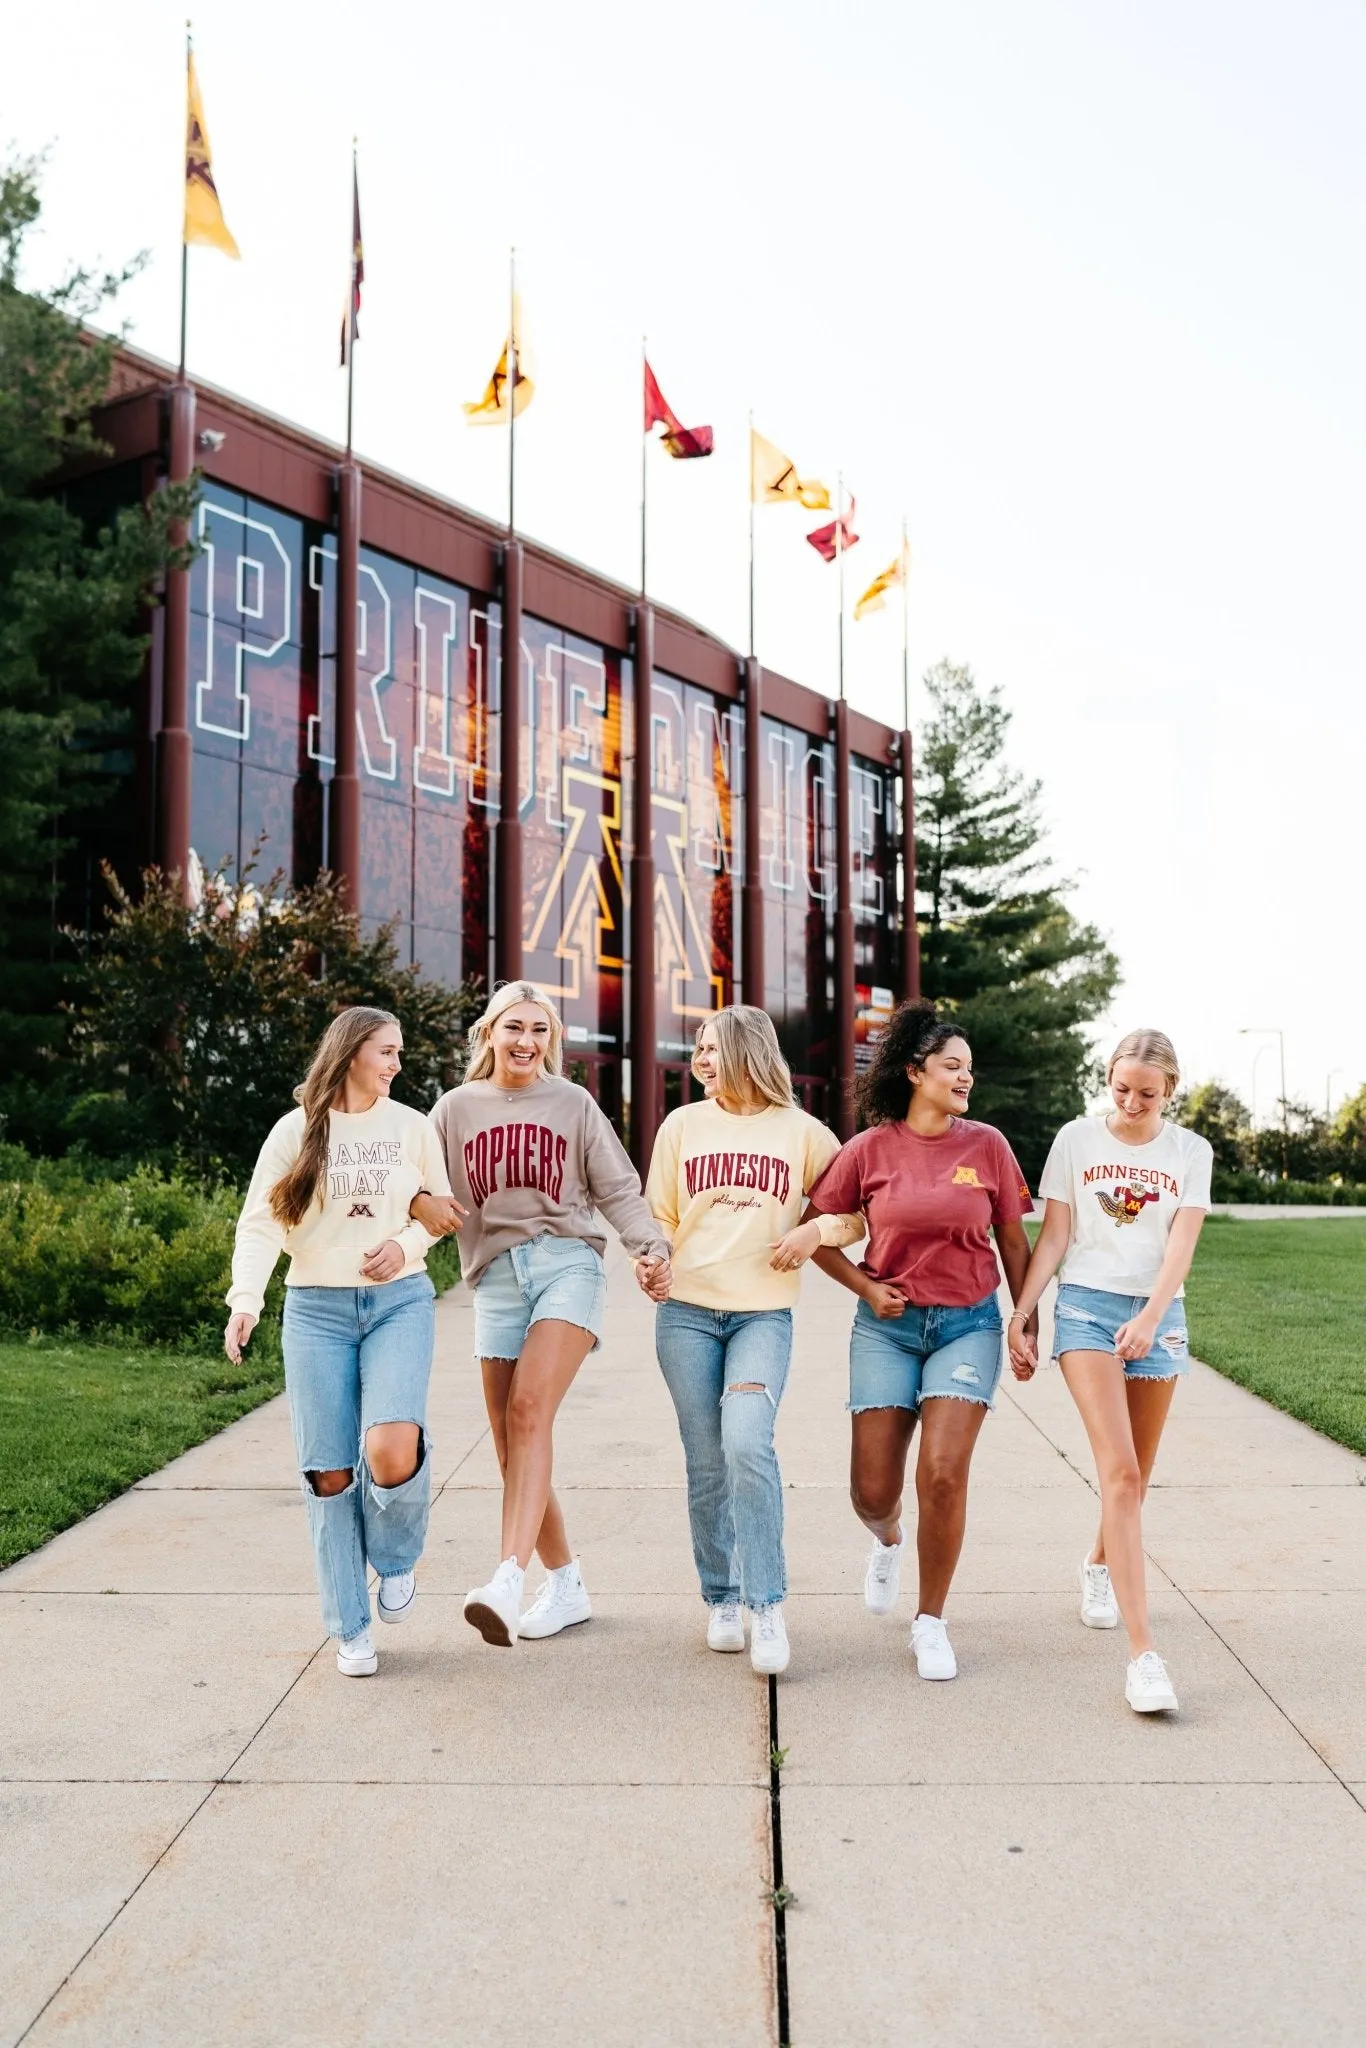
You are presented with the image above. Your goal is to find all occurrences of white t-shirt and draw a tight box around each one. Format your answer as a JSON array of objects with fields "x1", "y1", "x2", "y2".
[{"x1": 1039, "y1": 1115, "x2": 1214, "y2": 1297}]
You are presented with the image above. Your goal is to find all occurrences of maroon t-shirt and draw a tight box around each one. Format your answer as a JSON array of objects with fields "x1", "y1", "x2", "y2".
[{"x1": 809, "y1": 1118, "x2": 1032, "y2": 1308}]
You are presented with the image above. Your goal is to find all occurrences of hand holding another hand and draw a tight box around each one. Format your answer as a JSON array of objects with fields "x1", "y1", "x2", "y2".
[
  {"x1": 769, "y1": 1220, "x2": 822, "y2": 1272},
  {"x1": 410, "y1": 1192, "x2": 468, "y2": 1238},
  {"x1": 636, "y1": 1255, "x2": 673, "y2": 1303}
]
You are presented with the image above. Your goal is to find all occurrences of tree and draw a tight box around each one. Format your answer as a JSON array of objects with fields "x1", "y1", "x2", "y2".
[
  {"x1": 0, "y1": 151, "x2": 193, "y2": 1137},
  {"x1": 1247, "y1": 1098, "x2": 1334, "y2": 1184},
  {"x1": 1332, "y1": 1084, "x2": 1366, "y2": 1183},
  {"x1": 1170, "y1": 1080, "x2": 1251, "y2": 1172},
  {"x1": 914, "y1": 660, "x2": 1119, "y2": 1182},
  {"x1": 67, "y1": 857, "x2": 485, "y2": 1186}
]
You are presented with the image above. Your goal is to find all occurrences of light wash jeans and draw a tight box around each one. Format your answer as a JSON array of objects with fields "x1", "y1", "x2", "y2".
[
  {"x1": 282, "y1": 1272, "x2": 436, "y2": 1642},
  {"x1": 655, "y1": 1300, "x2": 792, "y2": 1612}
]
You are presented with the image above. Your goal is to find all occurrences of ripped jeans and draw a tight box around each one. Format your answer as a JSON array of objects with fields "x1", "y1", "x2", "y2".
[
  {"x1": 655, "y1": 1301, "x2": 792, "y2": 1612},
  {"x1": 283, "y1": 1274, "x2": 436, "y2": 1641}
]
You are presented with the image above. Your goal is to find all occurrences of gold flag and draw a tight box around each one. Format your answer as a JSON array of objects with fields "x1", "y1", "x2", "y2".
[
  {"x1": 853, "y1": 539, "x2": 911, "y2": 621},
  {"x1": 464, "y1": 295, "x2": 535, "y2": 423},
  {"x1": 183, "y1": 49, "x2": 240, "y2": 258},
  {"x1": 750, "y1": 427, "x2": 830, "y2": 509}
]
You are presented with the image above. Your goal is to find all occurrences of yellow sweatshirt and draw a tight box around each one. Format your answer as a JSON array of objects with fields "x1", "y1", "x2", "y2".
[
  {"x1": 228, "y1": 1099, "x2": 452, "y2": 1318},
  {"x1": 645, "y1": 1099, "x2": 865, "y2": 1310}
]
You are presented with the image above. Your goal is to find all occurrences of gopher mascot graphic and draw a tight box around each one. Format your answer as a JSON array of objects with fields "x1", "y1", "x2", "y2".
[{"x1": 1096, "y1": 1185, "x2": 1161, "y2": 1227}]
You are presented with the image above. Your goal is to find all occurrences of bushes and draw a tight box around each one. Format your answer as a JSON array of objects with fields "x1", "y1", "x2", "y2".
[
  {"x1": 1211, "y1": 1170, "x2": 1366, "y2": 1207},
  {"x1": 0, "y1": 1146, "x2": 461, "y2": 1350}
]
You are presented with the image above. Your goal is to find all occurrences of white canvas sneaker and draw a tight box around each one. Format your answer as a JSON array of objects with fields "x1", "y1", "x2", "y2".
[
  {"x1": 337, "y1": 1626, "x2": 378, "y2": 1677},
  {"x1": 750, "y1": 1603, "x2": 790, "y2": 1676},
  {"x1": 1079, "y1": 1558, "x2": 1118, "y2": 1629},
  {"x1": 1126, "y1": 1650, "x2": 1179, "y2": 1714},
  {"x1": 463, "y1": 1558, "x2": 525, "y2": 1647},
  {"x1": 864, "y1": 1533, "x2": 906, "y2": 1615},
  {"x1": 377, "y1": 1570, "x2": 417, "y2": 1625},
  {"x1": 518, "y1": 1561, "x2": 592, "y2": 1640},
  {"x1": 707, "y1": 1601, "x2": 746, "y2": 1653},
  {"x1": 910, "y1": 1612, "x2": 957, "y2": 1681}
]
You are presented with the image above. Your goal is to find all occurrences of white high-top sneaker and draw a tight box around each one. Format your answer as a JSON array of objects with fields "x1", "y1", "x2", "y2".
[
  {"x1": 518, "y1": 1560, "x2": 593, "y2": 1640},
  {"x1": 463, "y1": 1558, "x2": 525, "y2": 1646},
  {"x1": 377, "y1": 1570, "x2": 417, "y2": 1625}
]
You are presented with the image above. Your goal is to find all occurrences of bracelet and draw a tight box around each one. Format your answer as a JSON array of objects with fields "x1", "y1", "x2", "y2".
[{"x1": 1008, "y1": 1309, "x2": 1030, "y2": 1322}]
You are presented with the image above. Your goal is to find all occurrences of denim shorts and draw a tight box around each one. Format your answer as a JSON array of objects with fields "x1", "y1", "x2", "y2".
[
  {"x1": 1052, "y1": 1283, "x2": 1190, "y2": 1379},
  {"x1": 848, "y1": 1292, "x2": 1004, "y2": 1413},
  {"x1": 473, "y1": 1231, "x2": 607, "y2": 1360}
]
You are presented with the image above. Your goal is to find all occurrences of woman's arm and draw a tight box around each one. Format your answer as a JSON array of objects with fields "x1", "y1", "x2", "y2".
[
  {"x1": 582, "y1": 1100, "x2": 672, "y2": 1267},
  {"x1": 1004, "y1": 1200, "x2": 1071, "y2": 1377},
  {"x1": 224, "y1": 1118, "x2": 295, "y2": 1358},
  {"x1": 1114, "y1": 1209, "x2": 1207, "y2": 1360}
]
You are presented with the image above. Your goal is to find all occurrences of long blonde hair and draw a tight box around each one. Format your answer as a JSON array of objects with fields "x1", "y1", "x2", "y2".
[
  {"x1": 269, "y1": 1006, "x2": 400, "y2": 1227},
  {"x1": 693, "y1": 1005, "x2": 794, "y2": 1110},
  {"x1": 1108, "y1": 1028, "x2": 1180, "y2": 1100},
  {"x1": 463, "y1": 980, "x2": 564, "y2": 1084}
]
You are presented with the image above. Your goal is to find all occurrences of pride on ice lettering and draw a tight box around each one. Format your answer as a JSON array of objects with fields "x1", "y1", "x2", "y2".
[
  {"x1": 328, "y1": 1139, "x2": 402, "y2": 1202},
  {"x1": 1082, "y1": 1162, "x2": 1180, "y2": 1197},
  {"x1": 465, "y1": 1124, "x2": 567, "y2": 1207},
  {"x1": 683, "y1": 1152, "x2": 792, "y2": 1205}
]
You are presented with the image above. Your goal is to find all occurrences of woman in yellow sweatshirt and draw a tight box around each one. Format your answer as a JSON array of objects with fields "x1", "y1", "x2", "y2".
[
  {"x1": 225, "y1": 1007, "x2": 454, "y2": 1678},
  {"x1": 644, "y1": 1006, "x2": 864, "y2": 1676}
]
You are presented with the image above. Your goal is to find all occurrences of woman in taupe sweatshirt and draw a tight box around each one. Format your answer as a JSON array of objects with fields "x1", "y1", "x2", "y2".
[{"x1": 414, "y1": 981, "x2": 672, "y2": 1649}]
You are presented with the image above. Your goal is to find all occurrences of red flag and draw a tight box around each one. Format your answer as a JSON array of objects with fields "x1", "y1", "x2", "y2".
[
  {"x1": 806, "y1": 495, "x2": 860, "y2": 561},
  {"x1": 340, "y1": 161, "x2": 363, "y2": 366},
  {"x1": 644, "y1": 360, "x2": 714, "y2": 459}
]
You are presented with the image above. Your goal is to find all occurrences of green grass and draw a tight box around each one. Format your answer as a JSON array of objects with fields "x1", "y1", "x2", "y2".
[
  {"x1": 1185, "y1": 1217, "x2": 1366, "y2": 1455},
  {"x1": 0, "y1": 1333, "x2": 284, "y2": 1570}
]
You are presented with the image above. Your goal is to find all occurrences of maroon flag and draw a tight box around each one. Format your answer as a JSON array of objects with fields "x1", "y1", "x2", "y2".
[
  {"x1": 340, "y1": 162, "x2": 363, "y2": 367},
  {"x1": 806, "y1": 495, "x2": 860, "y2": 561},
  {"x1": 644, "y1": 360, "x2": 714, "y2": 459}
]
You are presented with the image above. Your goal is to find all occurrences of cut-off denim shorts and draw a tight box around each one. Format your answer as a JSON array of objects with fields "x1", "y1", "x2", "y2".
[
  {"x1": 848, "y1": 1292, "x2": 1004, "y2": 1413},
  {"x1": 1052, "y1": 1282, "x2": 1190, "y2": 1380},
  {"x1": 473, "y1": 1231, "x2": 607, "y2": 1360}
]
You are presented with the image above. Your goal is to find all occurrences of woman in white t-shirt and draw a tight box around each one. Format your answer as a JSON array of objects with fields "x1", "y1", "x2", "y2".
[{"x1": 1007, "y1": 1029, "x2": 1213, "y2": 1717}]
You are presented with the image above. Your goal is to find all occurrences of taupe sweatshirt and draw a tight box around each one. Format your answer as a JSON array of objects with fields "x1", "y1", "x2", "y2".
[{"x1": 430, "y1": 1075, "x2": 671, "y2": 1287}]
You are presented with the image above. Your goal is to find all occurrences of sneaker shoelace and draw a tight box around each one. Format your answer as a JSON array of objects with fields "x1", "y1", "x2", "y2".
[
  {"x1": 716, "y1": 1602, "x2": 741, "y2": 1629},
  {"x1": 1135, "y1": 1652, "x2": 1167, "y2": 1684},
  {"x1": 1084, "y1": 1565, "x2": 1110, "y2": 1603},
  {"x1": 755, "y1": 1607, "x2": 782, "y2": 1641},
  {"x1": 870, "y1": 1541, "x2": 899, "y2": 1584},
  {"x1": 916, "y1": 1616, "x2": 947, "y2": 1647}
]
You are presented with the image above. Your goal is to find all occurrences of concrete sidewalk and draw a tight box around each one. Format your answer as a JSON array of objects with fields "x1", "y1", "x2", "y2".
[{"x1": 3, "y1": 1250, "x2": 1365, "y2": 2045}]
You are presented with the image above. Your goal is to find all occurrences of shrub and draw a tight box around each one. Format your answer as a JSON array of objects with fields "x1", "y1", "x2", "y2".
[{"x1": 1211, "y1": 1170, "x2": 1366, "y2": 1207}]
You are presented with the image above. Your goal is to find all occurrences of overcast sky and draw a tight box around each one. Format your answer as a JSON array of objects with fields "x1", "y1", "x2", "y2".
[{"x1": 8, "y1": 0, "x2": 1363, "y2": 1117}]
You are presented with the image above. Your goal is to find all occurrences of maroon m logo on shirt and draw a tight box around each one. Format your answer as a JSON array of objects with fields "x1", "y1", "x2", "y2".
[{"x1": 347, "y1": 1202, "x2": 375, "y2": 1219}]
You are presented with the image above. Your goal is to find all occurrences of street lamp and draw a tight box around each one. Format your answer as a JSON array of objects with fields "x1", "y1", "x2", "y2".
[
  {"x1": 1326, "y1": 1069, "x2": 1344, "y2": 1120},
  {"x1": 1240, "y1": 1027, "x2": 1287, "y2": 1177}
]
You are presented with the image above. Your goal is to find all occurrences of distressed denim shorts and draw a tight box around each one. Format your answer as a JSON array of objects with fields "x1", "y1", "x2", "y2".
[
  {"x1": 848, "y1": 1292, "x2": 1004, "y2": 1413},
  {"x1": 1052, "y1": 1282, "x2": 1190, "y2": 1380},
  {"x1": 472, "y1": 1231, "x2": 607, "y2": 1360}
]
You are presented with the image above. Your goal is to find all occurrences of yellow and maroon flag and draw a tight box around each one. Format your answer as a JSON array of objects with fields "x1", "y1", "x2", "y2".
[
  {"x1": 750, "y1": 427, "x2": 830, "y2": 509},
  {"x1": 340, "y1": 160, "x2": 363, "y2": 367},
  {"x1": 806, "y1": 494, "x2": 860, "y2": 562},
  {"x1": 464, "y1": 296, "x2": 535, "y2": 423},
  {"x1": 645, "y1": 362, "x2": 714, "y2": 459},
  {"x1": 183, "y1": 47, "x2": 239, "y2": 258},
  {"x1": 854, "y1": 538, "x2": 910, "y2": 619}
]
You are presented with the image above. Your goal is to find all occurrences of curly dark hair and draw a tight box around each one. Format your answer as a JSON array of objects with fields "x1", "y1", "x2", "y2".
[{"x1": 855, "y1": 1000, "x2": 970, "y2": 1126}]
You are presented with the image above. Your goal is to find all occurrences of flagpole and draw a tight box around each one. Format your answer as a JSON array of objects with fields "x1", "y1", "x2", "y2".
[
  {"x1": 345, "y1": 140, "x2": 357, "y2": 458},
  {"x1": 640, "y1": 334, "x2": 648, "y2": 600},
  {"x1": 900, "y1": 515, "x2": 909, "y2": 731},
  {"x1": 836, "y1": 471, "x2": 845, "y2": 702},
  {"x1": 747, "y1": 408, "x2": 756, "y2": 660},
  {"x1": 179, "y1": 23, "x2": 191, "y2": 378},
  {"x1": 507, "y1": 247, "x2": 517, "y2": 536}
]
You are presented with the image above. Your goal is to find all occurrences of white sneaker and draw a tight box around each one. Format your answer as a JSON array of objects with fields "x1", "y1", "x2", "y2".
[
  {"x1": 750, "y1": 1603, "x2": 790, "y2": 1676},
  {"x1": 910, "y1": 1612, "x2": 957, "y2": 1681},
  {"x1": 377, "y1": 1570, "x2": 416, "y2": 1625},
  {"x1": 864, "y1": 1533, "x2": 906, "y2": 1615},
  {"x1": 463, "y1": 1557, "x2": 525, "y2": 1647},
  {"x1": 518, "y1": 1561, "x2": 592, "y2": 1640},
  {"x1": 1126, "y1": 1650, "x2": 1179, "y2": 1714},
  {"x1": 337, "y1": 1626, "x2": 377, "y2": 1677},
  {"x1": 707, "y1": 1601, "x2": 746, "y2": 1653},
  {"x1": 1079, "y1": 1558, "x2": 1118, "y2": 1629}
]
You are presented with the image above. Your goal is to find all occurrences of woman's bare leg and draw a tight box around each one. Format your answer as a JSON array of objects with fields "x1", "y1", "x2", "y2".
[
  {"x1": 912, "y1": 1397, "x2": 988, "y2": 1617},
  {"x1": 1061, "y1": 1350, "x2": 1153, "y2": 1656},
  {"x1": 1092, "y1": 1376, "x2": 1178, "y2": 1567},
  {"x1": 849, "y1": 1407, "x2": 919, "y2": 1545},
  {"x1": 492, "y1": 1319, "x2": 595, "y2": 1569},
  {"x1": 481, "y1": 1355, "x2": 574, "y2": 1569}
]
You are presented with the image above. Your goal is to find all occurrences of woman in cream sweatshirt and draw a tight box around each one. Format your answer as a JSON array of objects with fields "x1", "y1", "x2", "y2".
[
  {"x1": 225, "y1": 1006, "x2": 454, "y2": 1677},
  {"x1": 643, "y1": 1006, "x2": 864, "y2": 1676}
]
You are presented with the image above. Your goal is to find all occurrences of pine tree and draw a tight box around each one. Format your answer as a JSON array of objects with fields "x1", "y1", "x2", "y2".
[
  {"x1": 914, "y1": 659, "x2": 1118, "y2": 1181},
  {"x1": 0, "y1": 152, "x2": 193, "y2": 1142}
]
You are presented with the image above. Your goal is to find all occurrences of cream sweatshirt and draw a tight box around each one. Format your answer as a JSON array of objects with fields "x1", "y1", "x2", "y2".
[
  {"x1": 430, "y1": 1075, "x2": 671, "y2": 1288},
  {"x1": 228, "y1": 1099, "x2": 452, "y2": 1319},
  {"x1": 645, "y1": 1099, "x2": 865, "y2": 1310}
]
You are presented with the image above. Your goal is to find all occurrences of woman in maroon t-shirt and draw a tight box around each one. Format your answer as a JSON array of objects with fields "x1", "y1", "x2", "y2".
[{"x1": 807, "y1": 1001, "x2": 1036, "y2": 1682}]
